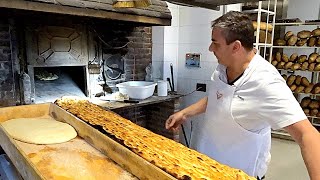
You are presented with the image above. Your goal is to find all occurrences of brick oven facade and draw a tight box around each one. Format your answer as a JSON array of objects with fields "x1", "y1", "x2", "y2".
[
  {"x1": 0, "y1": 2, "x2": 178, "y2": 140},
  {"x1": 0, "y1": 18, "x2": 18, "y2": 107}
]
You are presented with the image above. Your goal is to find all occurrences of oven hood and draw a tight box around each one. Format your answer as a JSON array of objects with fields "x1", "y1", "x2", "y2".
[
  {"x1": 0, "y1": 0, "x2": 172, "y2": 26},
  {"x1": 165, "y1": 0, "x2": 262, "y2": 10},
  {"x1": 0, "y1": 0, "x2": 264, "y2": 26}
]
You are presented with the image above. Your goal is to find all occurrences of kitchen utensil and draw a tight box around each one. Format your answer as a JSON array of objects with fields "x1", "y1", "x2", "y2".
[
  {"x1": 116, "y1": 81, "x2": 156, "y2": 99},
  {"x1": 167, "y1": 78, "x2": 173, "y2": 91},
  {"x1": 157, "y1": 80, "x2": 168, "y2": 96},
  {"x1": 170, "y1": 63, "x2": 175, "y2": 91}
]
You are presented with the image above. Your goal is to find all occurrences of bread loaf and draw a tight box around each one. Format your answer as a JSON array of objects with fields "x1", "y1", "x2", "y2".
[
  {"x1": 297, "y1": 30, "x2": 311, "y2": 39},
  {"x1": 301, "y1": 77, "x2": 310, "y2": 87},
  {"x1": 290, "y1": 53, "x2": 298, "y2": 62},
  {"x1": 287, "y1": 35, "x2": 298, "y2": 46},
  {"x1": 271, "y1": 60, "x2": 278, "y2": 66},
  {"x1": 296, "y1": 38, "x2": 308, "y2": 46},
  {"x1": 303, "y1": 108, "x2": 310, "y2": 116},
  {"x1": 297, "y1": 55, "x2": 307, "y2": 63},
  {"x1": 284, "y1": 62, "x2": 293, "y2": 70},
  {"x1": 291, "y1": 63, "x2": 301, "y2": 70},
  {"x1": 295, "y1": 86, "x2": 304, "y2": 93},
  {"x1": 308, "y1": 37, "x2": 317, "y2": 46},
  {"x1": 301, "y1": 62, "x2": 309, "y2": 71},
  {"x1": 301, "y1": 97, "x2": 311, "y2": 108},
  {"x1": 309, "y1": 63, "x2": 316, "y2": 71},
  {"x1": 284, "y1": 31, "x2": 294, "y2": 41},
  {"x1": 252, "y1": 21, "x2": 273, "y2": 32},
  {"x1": 312, "y1": 28, "x2": 320, "y2": 36},
  {"x1": 282, "y1": 54, "x2": 289, "y2": 62},
  {"x1": 287, "y1": 75, "x2": 296, "y2": 86},
  {"x1": 274, "y1": 39, "x2": 286, "y2": 46},
  {"x1": 295, "y1": 75, "x2": 302, "y2": 86},
  {"x1": 304, "y1": 84, "x2": 314, "y2": 93},
  {"x1": 275, "y1": 52, "x2": 282, "y2": 62},
  {"x1": 308, "y1": 53, "x2": 318, "y2": 63}
]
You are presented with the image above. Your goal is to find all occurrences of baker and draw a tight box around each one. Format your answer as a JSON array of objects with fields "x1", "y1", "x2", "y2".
[{"x1": 165, "y1": 11, "x2": 320, "y2": 180}]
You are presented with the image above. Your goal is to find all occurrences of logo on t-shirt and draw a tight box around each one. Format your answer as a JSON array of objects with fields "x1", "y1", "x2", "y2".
[{"x1": 216, "y1": 91, "x2": 223, "y2": 100}]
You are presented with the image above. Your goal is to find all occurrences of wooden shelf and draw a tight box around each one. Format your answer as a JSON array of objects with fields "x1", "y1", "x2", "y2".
[
  {"x1": 242, "y1": 9, "x2": 275, "y2": 15},
  {"x1": 277, "y1": 69, "x2": 320, "y2": 73},
  {"x1": 275, "y1": 22, "x2": 320, "y2": 26},
  {"x1": 273, "y1": 46, "x2": 320, "y2": 49},
  {"x1": 254, "y1": 43, "x2": 273, "y2": 47}
]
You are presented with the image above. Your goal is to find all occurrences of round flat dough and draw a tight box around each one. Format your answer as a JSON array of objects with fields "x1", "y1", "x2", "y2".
[{"x1": 1, "y1": 117, "x2": 77, "y2": 144}]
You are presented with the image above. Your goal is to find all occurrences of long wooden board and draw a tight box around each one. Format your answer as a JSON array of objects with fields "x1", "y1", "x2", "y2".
[
  {"x1": 0, "y1": 103, "x2": 176, "y2": 180},
  {"x1": 50, "y1": 103, "x2": 176, "y2": 180}
]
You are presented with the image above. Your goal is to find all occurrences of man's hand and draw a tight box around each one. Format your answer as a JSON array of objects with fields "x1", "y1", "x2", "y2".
[
  {"x1": 165, "y1": 97, "x2": 208, "y2": 131},
  {"x1": 165, "y1": 111, "x2": 187, "y2": 131}
]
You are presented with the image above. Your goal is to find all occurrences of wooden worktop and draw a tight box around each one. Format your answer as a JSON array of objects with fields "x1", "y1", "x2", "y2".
[{"x1": 90, "y1": 94, "x2": 182, "y2": 110}]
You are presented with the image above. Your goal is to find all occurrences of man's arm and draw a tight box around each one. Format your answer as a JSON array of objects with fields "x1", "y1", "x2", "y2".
[
  {"x1": 165, "y1": 97, "x2": 208, "y2": 130},
  {"x1": 284, "y1": 119, "x2": 320, "y2": 180}
]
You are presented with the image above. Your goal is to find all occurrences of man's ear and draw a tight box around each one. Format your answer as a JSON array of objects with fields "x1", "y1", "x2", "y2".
[{"x1": 232, "y1": 40, "x2": 241, "y2": 53}]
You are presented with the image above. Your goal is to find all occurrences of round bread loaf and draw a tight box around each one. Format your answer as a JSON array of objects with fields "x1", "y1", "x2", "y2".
[
  {"x1": 275, "y1": 52, "x2": 282, "y2": 62},
  {"x1": 309, "y1": 100, "x2": 319, "y2": 109},
  {"x1": 284, "y1": 31, "x2": 294, "y2": 41},
  {"x1": 282, "y1": 54, "x2": 289, "y2": 62},
  {"x1": 310, "y1": 109, "x2": 319, "y2": 116},
  {"x1": 274, "y1": 39, "x2": 286, "y2": 46},
  {"x1": 315, "y1": 63, "x2": 320, "y2": 71},
  {"x1": 312, "y1": 28, "x2": 320, "y2": 36},
  {"x1": 271, "y1": 60, "x2": 278, "y2": 66},
  {"x1": 295, "y1": 75, "x2": 302, "y2": 86},
  {"x1": 301, "y1": 97, "x2": 312, "y2": 108},
  {"x1": 304, "y1": 84, "x2": 313, "y2": 93},
  {"x1": 277, "y1": 61, "x2": 285, "y2": 69},
  {"x1": 290, "y1": 53, "x2": 298, "y2": 62},
  {"x1": 284, "y1": 62, "x2": 293, "y2": 70},
  {"x1": 298, "y1": 55, "x2": 307, "y2": 63},
  {"x1": 308, "y1": 53, "x2": 318, "y2": 63},
  {"x1": 301, "y1": 77, "x2": 310, "y2": 87},
  {"x1": 282, "y1": 74, "x2": 288, "y2": 81},
  {"x1": 287, "y1": 35, "x2": 298, "y2": 46},
  {"x1": 308, "y1": 37, "x2": 317, "y2": 46},
  {"x1": 309, "y1": 63, "x2": 316, "y2": 71},
  {"x1": 291, "y1": 63, "x2": 301, "y2": 70},
  {"x1": 297, "y1": 30, "x2": 311, "y2": 39},
  {"x1": 303, "y1": 108, "x2": 310, "y2": 115},
  {"x1": 296, "y1": 38, "x2": 308, "y2": 46},
  {"x1": 290, "y1": 84, "x2": 297, "y2": 91},
  {"x1": 287, "y1": 75, "x2": 296, "y2": 86},
  {"x1": 295, "y1": 86, "x2": 305, "y2": 93},
  {"x1": 252, "y1": 21, "x2": 273, "y2": 32},
  {"x1": 301, "y1": 62, "x2": 309, "y2": 71},
  {"x1": 312, "y1": 83, "x2": 320, "y2": 94}
]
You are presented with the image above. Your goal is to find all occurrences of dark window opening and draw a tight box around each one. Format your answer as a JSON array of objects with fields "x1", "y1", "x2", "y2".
[{"x1": 33, "y1": 66, "x2": 87, "y2": 103}]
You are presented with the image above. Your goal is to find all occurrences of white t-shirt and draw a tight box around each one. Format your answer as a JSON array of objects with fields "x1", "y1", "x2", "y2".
[{"x1": 213, "y1": 54, "x2": 307, "y2": 133}]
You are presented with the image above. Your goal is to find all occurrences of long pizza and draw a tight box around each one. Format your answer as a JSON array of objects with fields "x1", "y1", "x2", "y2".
[{"x1": 55, "y1": 97, "x2": 256, "y2": 180}]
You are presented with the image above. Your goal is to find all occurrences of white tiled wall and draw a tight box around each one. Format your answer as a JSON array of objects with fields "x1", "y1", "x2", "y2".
[{"x1": 152, "y1": 3, "x2": 241, "y2": 145}]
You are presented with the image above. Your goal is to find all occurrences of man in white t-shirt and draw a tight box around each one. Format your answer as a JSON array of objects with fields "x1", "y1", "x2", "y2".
[{"x1": 165, "y1": 11, "x2": 320, "y2": 180}]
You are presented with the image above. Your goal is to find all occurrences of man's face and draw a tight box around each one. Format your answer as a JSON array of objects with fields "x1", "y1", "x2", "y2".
[{"x1": 208, "y1": 28, "x2": 233, "y2": 66}]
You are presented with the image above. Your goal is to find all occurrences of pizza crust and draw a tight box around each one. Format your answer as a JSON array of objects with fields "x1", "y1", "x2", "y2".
[{"x1": 1, "y1": 117, "x2": 77, "y2": 144}]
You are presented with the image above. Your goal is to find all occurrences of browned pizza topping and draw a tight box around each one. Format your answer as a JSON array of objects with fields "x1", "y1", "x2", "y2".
[{"x1": 55, "y1": 97, "x2": 256, "y2": 180}]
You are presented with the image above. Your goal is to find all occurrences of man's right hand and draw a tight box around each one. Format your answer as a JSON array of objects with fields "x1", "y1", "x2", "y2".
[{"x1": 165, "y1": 111, "x2": 187, "y2": 131}]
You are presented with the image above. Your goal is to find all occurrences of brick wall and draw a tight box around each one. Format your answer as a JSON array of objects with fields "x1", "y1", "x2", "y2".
[
  {"x1": 125, "y1": 26, "x2": 152, "y2": 81},
  {"x1": 90, "y1": 22, "x2": 152, "y2": 81},
  {"x1": 0, "y1": 19, "x2": 15, "y2": 107},
  {"x1": 113, "y1": 98, "x2": 181, "y2": 141}
]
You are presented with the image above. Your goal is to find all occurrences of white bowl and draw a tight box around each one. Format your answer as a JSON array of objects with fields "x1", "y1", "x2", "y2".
[{"x1": 116, "y1": 81, "x2": 157, "y2": 100}]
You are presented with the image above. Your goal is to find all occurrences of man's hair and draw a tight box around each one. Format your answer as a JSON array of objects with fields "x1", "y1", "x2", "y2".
[{"x1": 211, "y1": 11, "x2": 254, "y2": 50}]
